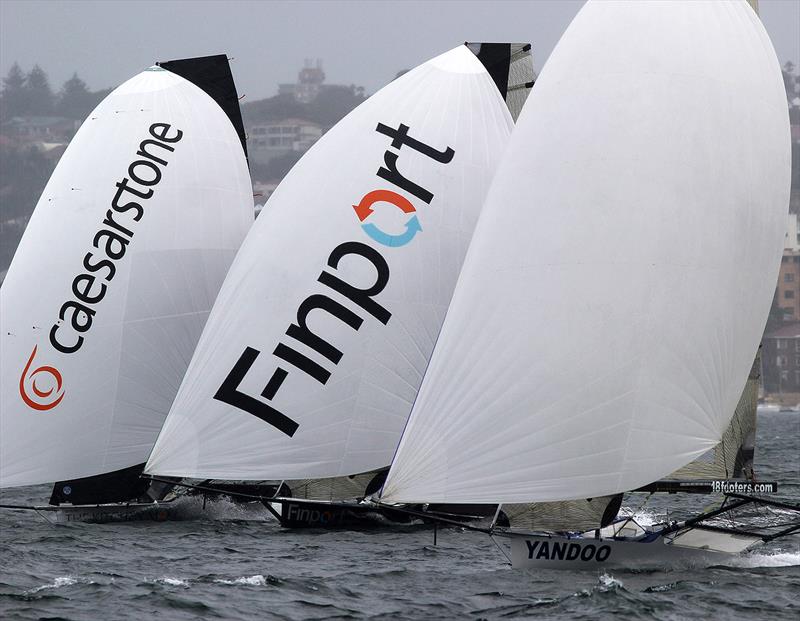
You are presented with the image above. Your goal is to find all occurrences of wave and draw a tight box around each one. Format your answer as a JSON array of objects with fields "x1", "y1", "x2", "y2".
[
  {"x1": 597, "y1": 572, "x2": 624, "y2": 590},
  {"x1": 168, "y1": 495, "x2": 275, "y2": 522},
  {"x1": 25, "y1": 575, "x2": 88, "y2": 594},
  {"x1": 732, "y1": 550, "x2": 800, "y2": 568},
  {"x1": 149, "y1": 576, "x2": 189, "y2": 587},
  {"x1": 618, "y1": 506, "x2": 667, "y2": 527},
  {"x1": 573, "y1": 572, "x2": 626, "y2": 598},
  {"x1": 213, "y1": 575, "x2": 269, "y2": 586}
]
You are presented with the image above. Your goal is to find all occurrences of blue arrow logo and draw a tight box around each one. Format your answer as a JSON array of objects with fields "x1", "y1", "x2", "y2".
[{"x1": 361, "y1": 215, "x2": 422, "y2": 247}]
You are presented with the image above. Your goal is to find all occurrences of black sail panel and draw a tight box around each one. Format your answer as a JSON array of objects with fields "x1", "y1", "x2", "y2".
[
  {"x1": 157, "y1": 54, "x2": 249, "y2": 162},
  {"x1": 468, "y1": 42, "x2": 513, "y2": 100},
  {"x1": 465, "y1": 42, "x2": 535, "y2": 121}
]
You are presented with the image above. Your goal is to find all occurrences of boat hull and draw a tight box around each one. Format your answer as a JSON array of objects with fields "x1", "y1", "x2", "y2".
[
  {"x1": 267, "y1": 498, "x2": 489, "y2": 529},
  {"x1": 34, "y1": 501, "x2": 178, "y2": 524},
  {"x1": 507, "y1": 531, "x2": 749, "y2": 570},
  {"x1": 271, "y1": 499, "x2": 415, "y2": 529}
]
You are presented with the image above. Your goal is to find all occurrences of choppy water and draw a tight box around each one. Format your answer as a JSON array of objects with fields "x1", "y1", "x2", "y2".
[{"x1": 1, "y1": 412, "x2": 798, "y2": 620}]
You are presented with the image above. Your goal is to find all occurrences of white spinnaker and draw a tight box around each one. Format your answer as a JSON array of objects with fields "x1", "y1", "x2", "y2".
[
  {"x1": 145, "y1": 46, "x2": 513, "y2": 480},
  {"x1": 381, "y1": 0, "x2": 790, "y2": 505},
  {"x1": 0, "y1": 67, "x2": 253, "y2": 487}
]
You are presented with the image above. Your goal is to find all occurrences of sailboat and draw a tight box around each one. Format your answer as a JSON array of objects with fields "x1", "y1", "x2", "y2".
[
  {"x1": 143, "y1": 43, "x2": 533, "y2": 527},
  {"x1": 375, "y1": 0, "x2": 798, "y2": 568},
  {"x1": 0, "y1": 55, "x2": 253, "y2": 522}
]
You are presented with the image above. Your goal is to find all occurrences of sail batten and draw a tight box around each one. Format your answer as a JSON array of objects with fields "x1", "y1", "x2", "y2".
[{"x1": 381, "y1": 0, "x2": 790, "y2": 505}]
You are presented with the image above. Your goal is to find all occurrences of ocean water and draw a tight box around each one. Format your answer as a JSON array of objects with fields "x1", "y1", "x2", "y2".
[{"x1": 1, "y1": 412, "x2": 798, "y2": 621}]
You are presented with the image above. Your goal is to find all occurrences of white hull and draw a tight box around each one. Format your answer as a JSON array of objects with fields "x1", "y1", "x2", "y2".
[{"x1": 506, "y1": 529, "x2": 759, "y2": 570}]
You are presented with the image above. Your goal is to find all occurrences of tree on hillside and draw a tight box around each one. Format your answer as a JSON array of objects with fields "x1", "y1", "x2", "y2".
[
  {"x1": 1, "y1": 62, "x2": 29, "y2": 119},
  {"x1": 241, "y1": 92, "x2": 305, "y2": 125},
  {"x1": 306, "y1": 84, "x2": 366, "y2": 127},
  {"x1": 87, "y1": 87, "x2": 112, "y2": 113},
  {"x1": 25, "y1": 65, "x2": 55, "y2": 115},
  {"x1": 57, "y1": 73, "x2": 96, "y2": 119},
  {"x1": 783, "y1": 62, "x2": 798, "y2": 100},
  {"x1": 0, "y1": 143, "x2": 54, "y2": 220},
  {"x1": 249, "y1": 150, "x2": 304, "y2": 183}
]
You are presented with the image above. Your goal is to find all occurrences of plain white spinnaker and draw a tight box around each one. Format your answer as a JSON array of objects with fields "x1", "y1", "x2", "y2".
[
  {"x1": 0, "y1": 59, "x2": 253, "y2": 487},
  {"x1": 145, "y1": 45, "x2": 514, "y2": 481},
  {"x1": 381, "y1": 0, "x2": 790, "y2": 505}
]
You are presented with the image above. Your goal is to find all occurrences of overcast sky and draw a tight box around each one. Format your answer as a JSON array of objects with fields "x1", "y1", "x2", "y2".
[{"x1": 1, "y1": 0, "x2": 798, "y2": 100}]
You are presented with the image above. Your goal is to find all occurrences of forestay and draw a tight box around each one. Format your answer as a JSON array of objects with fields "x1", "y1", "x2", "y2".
[
  {"x1": 0, "y1": 61, "x2": 253, "y2": 487},
  {"x1": 145, "y1": 45, "x2": 514, "y2": 481},
  {"x1": 381, "y1": 0, "x2": 790, "y2": 505}
]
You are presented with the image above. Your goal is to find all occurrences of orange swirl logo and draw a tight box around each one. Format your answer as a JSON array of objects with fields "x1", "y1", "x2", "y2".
[{"x1": 19, "y1": 346, "x2": 65, "y2": 411}]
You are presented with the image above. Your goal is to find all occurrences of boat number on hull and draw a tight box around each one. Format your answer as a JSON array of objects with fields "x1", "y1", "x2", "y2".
[{"x1": 526, "y1": 540, "x2": 612, "y2": 563}]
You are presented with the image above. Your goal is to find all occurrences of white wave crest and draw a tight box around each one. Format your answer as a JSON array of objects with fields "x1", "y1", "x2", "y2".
[
  {"x1": 573, "y1": 573, "x2": 624, "y2": 598},
  {"x1": 598, "y1": 572, "x2": 624, "y2": 590},
  {"x1": 214, "y1": 575, "x2": 267, "y2": 586},
  {"x1": 646, "y1": 583, "x2": 675, "y2": 592},
  {"x1": 170, "y1": 495, "x2": 273, "y2": 522},
  {"x1": 732, "y1": 550, "x2": 800, "y2": 568},
  {"x1": 151, "y1": 576, "x2": 189, "y2": 587},
  {"x1": 619, "y1": 507, "x2": 666, "y2": 527},
  {"x1": 27, "y1": 575, "x2": 81, "y2": 593}
]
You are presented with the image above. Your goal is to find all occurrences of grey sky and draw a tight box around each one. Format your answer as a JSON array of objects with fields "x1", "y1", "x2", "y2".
[{"x1": 1, "y1": 0, "x2": 798, "y2": 100}]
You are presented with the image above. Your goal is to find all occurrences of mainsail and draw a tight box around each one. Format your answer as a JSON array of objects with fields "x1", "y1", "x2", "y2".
[
  {"x1": 145, "y1": 45, "x2": 515, "y2": 482},
  {"x1": 381, "y1": 0, "x2": 790, "y2": 505},
  {"x1": 0, "y1": 55, "x2": 253, "y2": 489}
]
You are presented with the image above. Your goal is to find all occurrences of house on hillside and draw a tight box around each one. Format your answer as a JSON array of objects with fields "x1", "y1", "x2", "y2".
[
  {"x1": 775, "y1": 250, "x2": 800, "y2": 322},
  {"x1": 762, "y1": 323, "x2": 800, "y2": 401},
  {"x1": 280, "y1": 59, "x2": 327, "y2": 104},
  {"x1": 248, "y1": 118, "x2": 322, "y2": 166},
  {"x1": 1, "y1": 116, "x2": 79, "y2": 144}
]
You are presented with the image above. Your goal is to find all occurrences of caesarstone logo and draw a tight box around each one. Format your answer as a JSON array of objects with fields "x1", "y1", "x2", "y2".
[
  {"x1": 215, "y1": 121, "x2": 455, "y2": 436},
  {"x1": 18, "y1": 122, "x2": 183, "y2": 411},
  {"x1": 19, "y1": 346, "x2": 64, "y2": 411}
]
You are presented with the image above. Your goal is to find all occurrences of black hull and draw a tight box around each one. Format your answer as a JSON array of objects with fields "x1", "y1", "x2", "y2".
[
  {"x1": 268, "y1": 499, "x2": 490, "y2": 529},
  {"x1": 426, "y1": 503, "x2": 497, "y2": 519},
  {"x1": 269, "y1": 499, "x2": 413, "y2": 528}
]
